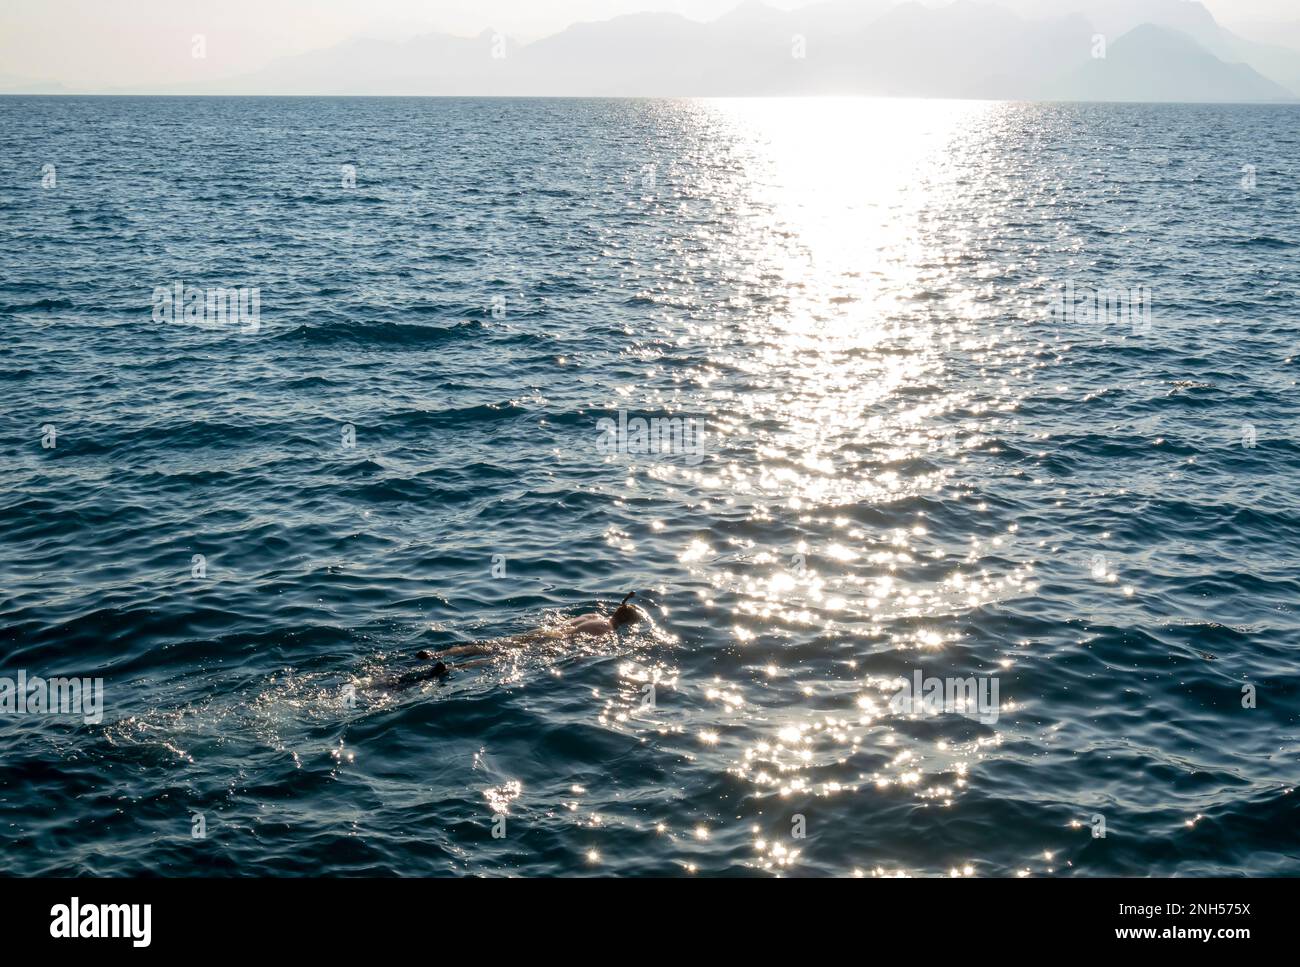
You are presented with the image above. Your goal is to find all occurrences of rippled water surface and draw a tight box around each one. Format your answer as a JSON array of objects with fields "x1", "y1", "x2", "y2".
[{"x1": 1, "y1": 96, "x2": 1298, "y2": 876}]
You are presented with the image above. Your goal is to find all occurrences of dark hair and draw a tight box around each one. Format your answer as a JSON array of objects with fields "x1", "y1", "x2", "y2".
[{"x1": 612, "y1": 591, "x2": 642, "y2": 628}]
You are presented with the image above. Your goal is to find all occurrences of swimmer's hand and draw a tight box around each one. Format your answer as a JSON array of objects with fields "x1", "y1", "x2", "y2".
[
  {"x1": 414, "y1": 652, "x2": 449, "y2": 675},
  {"x1": 384, "y1": 658, "x2": 448, "y2": 689}
]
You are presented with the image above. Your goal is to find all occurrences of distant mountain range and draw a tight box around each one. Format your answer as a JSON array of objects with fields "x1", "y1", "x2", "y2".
[
  {"x1": 4, "y1": 0, "x2": 1299, "y2": 102},
  {"x1": 1228, "y1": 19, "x2": 1300, "y2": 55}
]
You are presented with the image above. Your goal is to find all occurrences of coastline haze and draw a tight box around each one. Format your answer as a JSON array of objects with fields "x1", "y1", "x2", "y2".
[{"x1": 1, "y1": 0, "x2": 1299, "y2": 100}]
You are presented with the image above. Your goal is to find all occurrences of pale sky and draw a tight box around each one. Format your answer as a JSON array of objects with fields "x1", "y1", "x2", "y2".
[{"x1": 0, "y1": 0, "x2": 1292, "y2": 90}]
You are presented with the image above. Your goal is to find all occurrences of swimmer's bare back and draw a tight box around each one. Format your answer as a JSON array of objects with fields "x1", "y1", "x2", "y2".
[
  {"x1": 402, "y1": 596, "x2": 645, "y2": 681},
  {"x1": 433, "y1": 613, "x2": 618, "y2": 659}
]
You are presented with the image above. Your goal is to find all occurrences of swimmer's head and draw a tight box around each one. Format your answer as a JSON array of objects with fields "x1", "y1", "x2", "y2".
[{"x1": 612, "y1": 591, "x2": 645, "y2": 629}]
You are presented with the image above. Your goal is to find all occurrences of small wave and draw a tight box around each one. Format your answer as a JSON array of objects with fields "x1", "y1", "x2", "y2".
[
  {"x1": 1236, "y1": 235, "x2": 1296, "y2": 249},
  {"x1": 1, "y1": 297, "x2": 75, "y2": 313},
  {"x1": 383, "y1": 401, "x2": 530, "y2": 431},
  {"x1": 276, "y1": 319, "x2": 483, "y2": 346}
]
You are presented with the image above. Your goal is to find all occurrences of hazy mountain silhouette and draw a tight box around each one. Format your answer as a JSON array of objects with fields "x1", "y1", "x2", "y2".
[
  {"x1": 1051, "y1": 23, "x2": 1293, "y2": 101},
  {"x1": 1194, "y1": 26, "x2": 1300, "y2": 97},
  {"x1": 1228, "y1": 20, "x2": 1300, "y2": 55},
  {"x1": 179, "y1": 30, "x2": 517, "y2": 96},
  {"x1": 998, "y1": 0, "x2": 1300, "y2": 94},
  {"x1": 847, "y1": 2, "x2": 1094, "y2": 98},
  {"x1": 0, "y1": 72, "x2": 66, "y2": 94},
  {"x1": 3, "y1": 1, "x2": 1296, "y2": 102}
]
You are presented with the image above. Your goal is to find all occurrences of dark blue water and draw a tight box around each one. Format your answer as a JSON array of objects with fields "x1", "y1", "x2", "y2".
[{"x1": 1, "y1": 96, "x2": 1298, "y2": 876}]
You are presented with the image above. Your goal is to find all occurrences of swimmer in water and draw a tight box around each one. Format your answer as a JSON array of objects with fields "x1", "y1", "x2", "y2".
[{"x1": 389, "y1": 593, "x2": 646, "y2": 687}]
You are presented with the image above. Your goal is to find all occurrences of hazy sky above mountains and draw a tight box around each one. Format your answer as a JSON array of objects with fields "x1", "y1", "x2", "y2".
[{"x1": 1, "y1": 0, "x2": 1294, "y2": 89}]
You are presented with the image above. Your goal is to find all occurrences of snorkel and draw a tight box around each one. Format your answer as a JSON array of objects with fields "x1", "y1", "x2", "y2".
[{"x1": 612, "y1": 591, "x2": 644, "y2": 630}]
